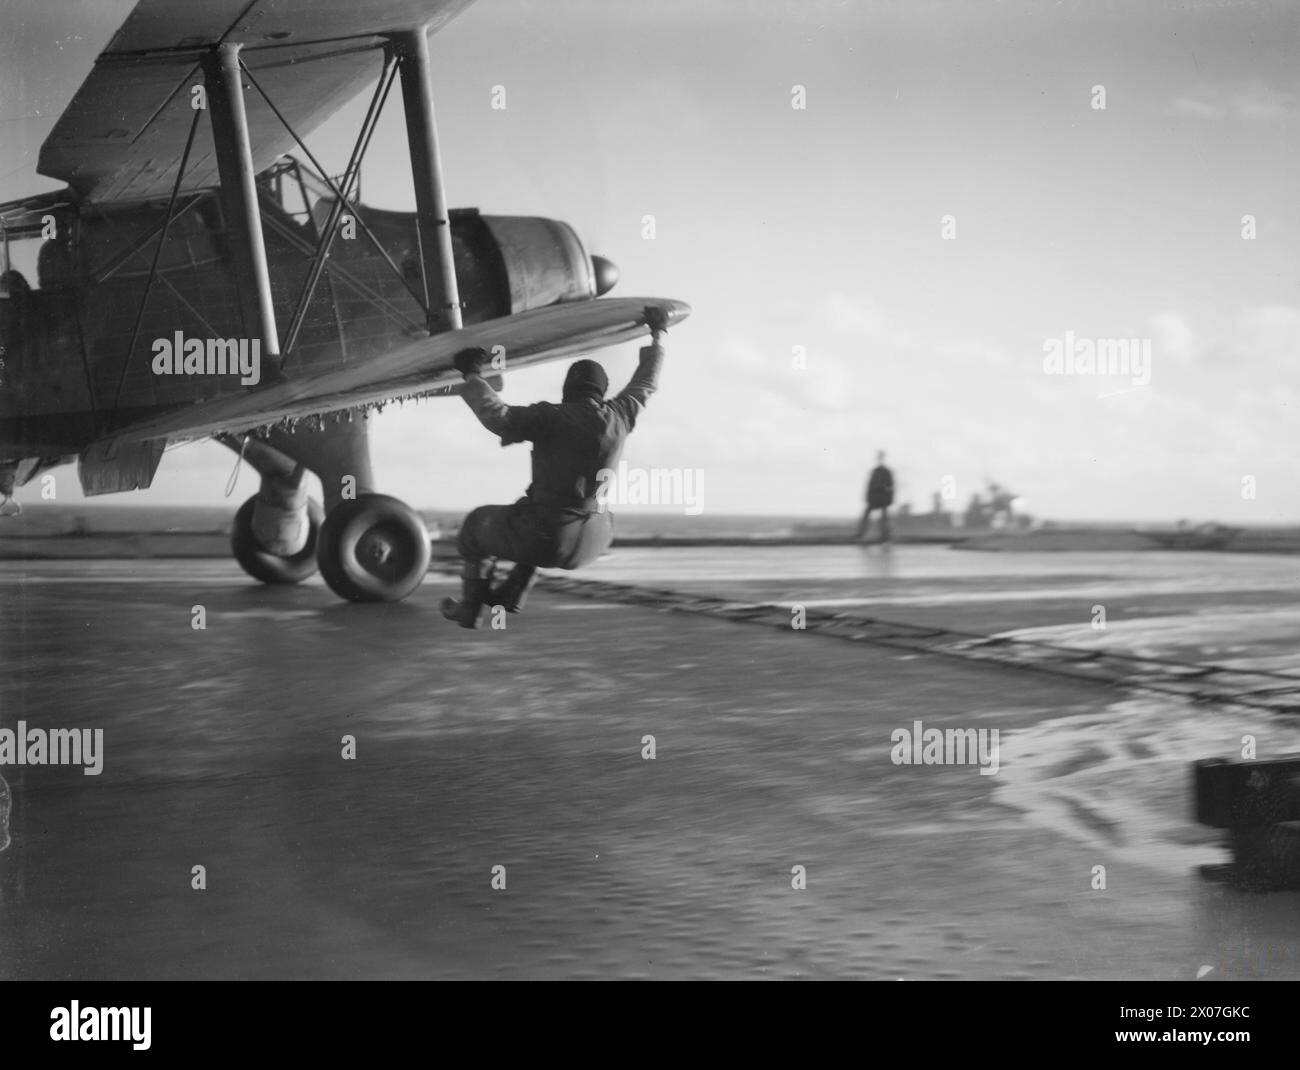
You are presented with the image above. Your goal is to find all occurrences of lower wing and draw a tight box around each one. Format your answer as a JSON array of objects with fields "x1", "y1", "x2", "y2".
[{"x1": 112, "y1": 296, "x2": 690, "y2": 444}]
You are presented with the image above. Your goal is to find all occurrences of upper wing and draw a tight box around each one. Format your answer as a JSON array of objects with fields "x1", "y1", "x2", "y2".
[
  {"x1": 108, "y1": 297, "x2": 692, "y2": 444},
  {"x1": 38, "y1": 0, "x2": 474, "y2": 203}
]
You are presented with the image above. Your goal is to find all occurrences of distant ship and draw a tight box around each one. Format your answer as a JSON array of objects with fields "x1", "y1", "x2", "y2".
[
  {"x1": 1140, "y1": 521, "x2": 1242, "y2": 551},
  {"x1": 794, "y1": 480, "x2": 1033, "y2": 540},
  {"x1": 959, "y1": 482, "x2": 1031, "y2": 532}
]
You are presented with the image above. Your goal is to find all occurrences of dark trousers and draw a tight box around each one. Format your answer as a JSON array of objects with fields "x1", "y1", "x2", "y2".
[
  {"x1": 458, "y1": 498, "x2": 613, "y2": 571},
  {"x1": 857, "y1": 505, "x2": 891, "y2": 542}
]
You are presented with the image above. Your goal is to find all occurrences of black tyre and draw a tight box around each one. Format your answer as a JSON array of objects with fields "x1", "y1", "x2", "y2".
[
  {"x1": 231, "y1": 494, "x2": 324, "y2": 585},
  {"x1": 316, "y1": 493, "x2": 432, "y2": 603}
]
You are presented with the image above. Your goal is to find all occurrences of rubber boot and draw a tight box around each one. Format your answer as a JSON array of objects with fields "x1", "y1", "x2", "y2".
[
  {"x1": 441, "y1": 560, "x2": 492, "y2": 629},
  {"x1": 488, "y1": 564, "x2": 539, "y2": 613}
]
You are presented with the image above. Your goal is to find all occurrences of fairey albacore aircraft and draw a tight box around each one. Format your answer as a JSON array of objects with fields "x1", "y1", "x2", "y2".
[{"x1": 0, "y1": 0, "x2": 690, "y2": 601}]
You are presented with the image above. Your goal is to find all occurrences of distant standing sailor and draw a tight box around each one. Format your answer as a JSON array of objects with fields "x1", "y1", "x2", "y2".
[
  {"x1": 857, "y1": 450, "x2": 894, "y2": 543},
  {"x1": 441, "y1": 306, "x2": 671, "y2": 628}
]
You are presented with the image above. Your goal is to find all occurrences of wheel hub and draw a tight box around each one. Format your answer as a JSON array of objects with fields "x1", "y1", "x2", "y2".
[
  {"x1": 358, "y1": 530, "x2": 394, "y2": 567},
  {"x1": 316, "y1": 493, "x2": 432, "y2": 602}
]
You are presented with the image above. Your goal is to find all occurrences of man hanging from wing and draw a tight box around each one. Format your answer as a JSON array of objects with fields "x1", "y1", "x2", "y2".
[{"x1": 440, "y1": 306, "x2": 671, "y2": 628}]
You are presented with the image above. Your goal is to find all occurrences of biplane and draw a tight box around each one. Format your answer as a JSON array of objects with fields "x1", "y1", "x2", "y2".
[{"x1": 0, "y1": 0, "x2": 690, "y2": 601}]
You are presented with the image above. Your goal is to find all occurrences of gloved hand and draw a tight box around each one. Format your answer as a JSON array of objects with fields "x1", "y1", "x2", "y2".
[
  {"x1": 643, "y1": 305, "x2": 670, "y2": 338},
  {"x1": 453, "y1": 346, "x2": 490, "y2": 378}
]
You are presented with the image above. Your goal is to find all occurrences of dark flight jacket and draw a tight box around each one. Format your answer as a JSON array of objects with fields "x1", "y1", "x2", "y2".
[{"x1": 460, "y1": 344, "x2": 663, "y2": 566}]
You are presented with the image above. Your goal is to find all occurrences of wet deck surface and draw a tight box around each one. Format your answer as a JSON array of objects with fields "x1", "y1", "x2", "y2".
[{"x1": 1, "y1": 550, "x2": 1298, "y2": 979}]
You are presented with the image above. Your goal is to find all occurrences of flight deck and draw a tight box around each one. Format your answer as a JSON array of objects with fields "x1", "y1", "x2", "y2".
[{"x1": 1, "y1": 546, "x2": 1298, "y2": 979}]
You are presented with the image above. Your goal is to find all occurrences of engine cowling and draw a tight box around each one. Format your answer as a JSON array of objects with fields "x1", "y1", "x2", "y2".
[
  {"x1": 471, "y1": 213, "x2": 596, "y2": 314},
  {"x1": 315, "y1": 201, "x2": 617, "y2": 325}
]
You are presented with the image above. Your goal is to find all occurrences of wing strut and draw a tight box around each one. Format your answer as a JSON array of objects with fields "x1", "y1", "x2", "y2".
[
  {"x1": 235, "y1": 54, "x2": 429, "y2": 358},
  {"x1": 203, "y1": 44, "x2": 282, "y2": 377},
  {"x1": 276, "y1": 54, "x2": 402, "y2": 356},
  {"x1": 392, "y1": 27, "x2": 463, "y2": 336},
  {"x1": 108, "y1": 101, "x2": 205, "y2": 423}
]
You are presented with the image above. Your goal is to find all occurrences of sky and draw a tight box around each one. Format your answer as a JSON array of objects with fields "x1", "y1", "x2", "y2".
[{"x1": 2, "y1": 0, "x2": 1298, "y2": 522}]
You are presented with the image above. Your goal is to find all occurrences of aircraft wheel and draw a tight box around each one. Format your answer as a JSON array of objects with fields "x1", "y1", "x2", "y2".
[
  {"x1": 231, "y1": 495, "x2": 324, "y2": 585},
  {"x1": 316, "y1": 494, "x2": 431, "y2": 603}
]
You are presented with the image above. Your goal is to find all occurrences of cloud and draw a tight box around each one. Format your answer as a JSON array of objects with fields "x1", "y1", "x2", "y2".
[
  {"x1": 1171, "y1": 80, "x2": 1296, "y2": 122},
  {"x1": 717, "y1": 335, "x2": 855, "y2": 415},
  {"x1": 1234, "y1": 80, "x2": 1297, "y2": 120},
  {"x1": 1230, "y1": 306, "x2": 1300, "y2": 364},
  {"x1": 1172, "y1": 97, "x2": 1226, "y2": 120},
  {"x1": 822, "y1": 290, "x2": 887, "y2": 336},
  {"x1": 1147, "y1": 312, "x2": 1197, "y2": 363}
]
